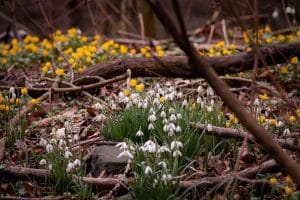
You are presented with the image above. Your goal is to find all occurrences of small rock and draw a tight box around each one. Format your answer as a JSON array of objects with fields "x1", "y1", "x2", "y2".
[{"x1": 90, "y1": 145, "x2": 129, "y2": 177}]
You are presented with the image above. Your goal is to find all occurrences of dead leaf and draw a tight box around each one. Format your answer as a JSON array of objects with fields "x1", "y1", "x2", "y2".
[{"x1": 0, "y1": 137, "x2": 6, "y2": 161}]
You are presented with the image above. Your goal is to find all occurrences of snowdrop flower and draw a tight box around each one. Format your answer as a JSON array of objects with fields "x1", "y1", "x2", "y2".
[
  {"x1": 93, "y1": 102, "x2": 103, "y2": 110},
  {"x1": 175, "y1": 125, "x2": 182, "y2": 133},
  {"x1": 169, "y1": 108, "x2": 175, "y2": 114},
  {"x1": 50, "y1": 138, "x2": 57, "y2": 145},
  {"x1": 138, "y1": 102, "x2": 143, "y2": 108},
  {"x1": 172, "y1": 150, "x2": 182, "y2": 157},
  {"x1": 153, "y1": 98, "x2": 160, "y2": 104},
  {"x1": 285, "y1": 5, "x2": 295, "y2": 14},
  {"x1": 176, "y1": 113, "x2": 182, "y2": 119},
  {"x1": 73, "y1": 134, "x2": 79, "y2": 143},
  {"x1": 9, "y1": 87, "x2": 15, "y2": 95},
  {"x1": 39, "y1": 159, "x2": 47, "y2": 165},
  {"x1": 48, "y1": 164, "x2": 53, "y2": 170},
  {"x1": 58, "y1": 139, "x2": 66, "y2": 149},
  {"x1": 46, "y1": 143, "x2": 54, "y2": 153},
  {"x1": 158, "y1": 161, "x2": 167, "y2": 169},
  {"x1": 171, "y1": 140, "x2": 183, "y2": 150},
  {"x1": 73, "y1": 159, "x2": 81, "y2": 167},
  {"x1": 283, "y1": 128, "x2": 291, "y2": 136},
  {"x1": 160, "y1": 111, "x2": 167, "y2": 118},
  {"x1": 111, "y1": 103, "x2": 117, "y2": 110},
  {"x1": 55, "y1": 128, "x2": 65, "y2": 139},
  {"x1": 66, "y1": 162, "x2": 74, "y2": 173},
  {"x1": 210, "y1": 99, "x2": 215, "y2": 105},
  {"x1": 148, "y1": 114, "x2": 157, "y2": 122},
  {"x1": 159, "y1": 145, "x2": 171, "y2": 153},
  {"x1": 207, "y1": 124, "x2": 213, "y2": 132},
  {"x1": 64, "y1": 121, "x2": 72, "y2": 134},
  {"x1": 148, "y1": 123, "x2": 155, "y2": 130},
  {"x1": 176, "y1": 92, "x2": 183, "y2": 98},
  {"x1": 272, "y1": 9, "x2": 279, "y2": 18},
  {"x1": 206, "y1": 106, "x2": 213, "y2": 112},
  {"x1": 117, "y1": 150, "x2": 133, "y2": 159},
  {"x1": 168, "y1": 129, "x2": 175, "y2": 137},
  {"x1": 276, "y1": 121, "x2": 284, "y2": 127},
  {"x1": 206, "y1": 87, "x2": 214, "y2": 96},
  {"x1": 254, "y1": 98, "x2": 260, "y2": 106},
  {"x1": 12, "y1": 93, "x2": 16, "y2": 99},
  {"x1": 162, "y1": 174, "x2": 172, "y2": 184},
  {"x1": 142, "y1": 102, "x2": 148, "y2": 109},
  {"x1": 39, "y1": 138, "x2": 47, "y2": 147},
  {"x1": 162, "y1": 118, "x2": 168, "y2": 124},
  {"x1": 170, "y1": 114, "x2": 177, "y2": 122},
  {"x1": 182, "y1": 99, "x2": 188, "y2": 107},
  {"x1": 143, "y1": 140, "x2": 156, "y2": 153},
  {"x1": 64, "y1": 150, "x2": 73, "y2": 158},
  {"x1": 144, "y1": 166, "x2": 153, "y2": 175},
  {"x1": 116, "y1": 142, "x2": 128, "y2": 151},
  {"x1": 197, "y1": 85, "x2": 203, "y2": 93},
  {"x1": 136, "y1": 129, "x2": 144, "y2": 137},
  {"x1": 196, "y1": 97, "x2": 202, "y2": 104}
]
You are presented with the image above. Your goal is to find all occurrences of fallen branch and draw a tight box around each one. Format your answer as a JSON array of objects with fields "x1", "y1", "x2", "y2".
[
  {"x1": 192, "y1": 122, "x2": 300, "y2": 153},
  {"x1": 76, "y1": 44, "x2": 300, "y2": 81}
]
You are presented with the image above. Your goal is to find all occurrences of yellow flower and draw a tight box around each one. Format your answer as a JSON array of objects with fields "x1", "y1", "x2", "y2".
[
  {"x1": 123, "y1": 89, "x2": 130, "y2": 96},
  {"x1": 259, "y1": 93, "x2": 269, "y2": 100},
  {"x1": 9, "y1": 98, "x2": 15, "y2": 104},
  {"x1": 145, "y1": 53, "x2": 151, "y2": 58},
  {"x1": 15, "y1": 98, "x2": 19, "y2": 104},
  {"x1": 159, "y1": 96, "x2": 165, "y2": 103},
  {"x1": 264, "y1": 25, "x2": 271, "y2": 33},
  {"x1": 285, "y1": 186, "x2": 293, "y2": 195},
  {"x1": 258, "y1": 115, "x2": 266, "y2": 123},
  {"x1": 277, "y1": 34, "x2": 285, "y2": 42},
  {"x1": 1, "y1": 58, "x2": 7, "y2": 65},
  {"x1": 229, "y1": 44, "x2": 236, "y2": 50},
  {"x1": 289, "y1": 115, "x2": 296, "y2": 123},
  {"x1": 86, "y1": 57, "x2": 92, "y2": 63},
  {"x1": 119, "y1": 45, "x2": 128, "y2": 54},
  {"x1": 290, "y1": 56, "x2": 299, "y2": 65},
  {"x1": 21, "y1": 87, "x2": 28, "y2": 95},
  {"x1": 216, "y1": 41, "x2": 225, "y2": 48},
  {"x1": 155, "y1": 45, "x2": 162, "y2": 51},
  {"x1": 140, "y1": 48, "x2": 147, "y2": 55},
  {"x1": 130, "y1": 49, "x2": 136, "y2": 55},
  {"x1": 232, "y1": 117, "x2": 239, "y2": 125},
  {"x1": 269, "y1": 177, "x2": 277, "y2": 186},
  {"x1": 285, "y1": 176, "x2": 293, "y2": 184},
  {"x1": 45, "y1": 62, "x2": 51, "y2": 68},
  {"x1": 225, "y1": 121, "x2": 231, "y2": 128},
  {"x1": 42, "y1": 66, "x2": 49, "y2": 74},
  {"x1": 280, "y1": 66, "x2": 288, "y2": 74},
  {"x1": 135, "y1": 84, "x2": 145, "y2": 92},
  {"x1": 55, "y1": 68, "x2": 64, "y2": 76},
  {"x1": 265, "y1": 37, "x2": 273, "y2": 44},
  {"x1": 269, "y1": 119, "x2": 277, "y2": 126},
  {"x1": 129, "y1": 79, "x2": 137, "y2": 87},
  {"x1": 157, "y1": 50, "x2": 165, "y2": 57},
  {"x1": 30, "y1": 98, "x2": 38, "y2": 106},
  {"x1": 297, "y1": 108, "x2": 300, "y2": 117},
  {"x1": 77, "y1": 67, "x2": 84, "y2": 74}
]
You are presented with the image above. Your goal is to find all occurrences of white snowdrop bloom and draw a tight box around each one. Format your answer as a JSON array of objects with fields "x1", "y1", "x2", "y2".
[
  {"x1": 206, "y1": 106, "x2": 213, "y2": 112},
  {"x1": 76, "y1": 29, "x2": 82, "y2": 35},
  {"x1": 153, "y1": 98, "x2": 160, "y2": 104},
  {"x1": 207, "y1": 124, "x2": 213, "y2": 132},
  {"x1": 175, "y1": 125, "x2": 182, "y2": 133},
  {"x1": 39, "y1": 138, "x2": 47, "y2": 147},
  {"x1": 210, "y1": 99, "x2": 215, "y2": 105},
  {"x1": 158, "y1": 88, "x2": 165, "y2": 96},
  {"x1": 200, "y1": 102, "x2": 205, "y2": 109},
  {"x1": 117, "y1": 150, "x2": 133, "y2": 159},
  {"x1": 48, "y1": 164, "x2": 53, "y2": 170},
  {"x1": 285, "y1": 6, "x2": 295, "y2": 14},
  {"x1": 169, "y1": 108, "x2": 175, "y2": 114},
  {"x1": 64, "y1": 121, "x2": 72, "y2": 134},
  {"x1": 39, "y1": 159, "x2": 47, "y2": 165},
  {"x1": 9, "y1": 87, "x2": 15, "y2": 95},
  {"x1": 158, "y1": 161, "x2": 167, "y2": 169},
  {"x1": 148, "y1": 123, "x2": 155, "y2": 130},
  {"x1": 276, "y1": 121, "x2": 284, "y2": 127},
  {"x1": 93, "y1": 102, "x2": 103, "y2": 110},
  {"x1": 283, "y1": 128, "x2": 291, "y2": 136},
  {"x1": 196, "y1": 97, "x2": 202, "y2": 104},
  {"x1": 172, "y1": 150, "x2": 182, "y2": 157},
  {"x1": 142, "y1": 102, "x2": 148, "y2": 109},
  {"x1": 144, "y1": 166, "x2": 153, "y2": 175},
  {"x1": 136, "y1": 129, "x2": 144, "y2": 137},
  {"x1": 58, "y1": 139, "x2": 66, "y2": 149},
  {"x1": 182, "y1": 99, "x2": 188, "y2": 107},
  {"x1": 50, "y1": 138, "x2": 57, "y2": 145},
  {"x1": 137, "y1": 102, "x2": 143, "y2": 108},
  {"x1": 148, "y1": 90, "x2": 155, "y2": 96},
  {"x1": 12, "y1": 93, "x2": 16, "y2": 99},
  {"x1": 159, "y1": 145, "x2": 171, "y2": 153},
  {"x1": 73, "y1": 159, "x2": 81, "y2": 167},
  {"x1": 168, "y1": 123, "x2": 176, "y2": 132},
  {"x1": 124, "y1": 97, "x2": 130, "y2": 104},
  {"x1": 171, "y1": 140, "x2": 183, "y2": 150},
  {"x1": 46, "y1": 143, "x2": 54, "y2": 153},
  {"x1": 197, "y1": 86, "x2": 203, "y2": 94},
  {"x1": 163, "y1": 124, "x2": 169, "y2": 132},
  {"x1": 149, "y1": 108, "x2": 155, "y2": 114},
  {"x1": 66, "y1": 162, "x2": 74, "y2": 173},
  {"x1": 176, "y1": 92, "x2": 183, "y2": 98},
  {"x1": 162, "y1": 118, "x2": 168, "y2": 124},
  {"x1": 168, "y1": 129, "x2": 175, "y2": 137},
  {"x1": 176, "y1": 113, "x2": 182, "y2": 119},
  {"x1": 111, "y1": 103, "x2": 117, "y2": 110},
  {"x1": 162, "y1": 174, "x2": 172, "y2": 183},
  {"x1": 118, "y1": 91, "x2": 125, "y2": 99},
  {"x1": 116, "y1": 142, "x2": 128, "y2": 151},
  {"x1": 55, "y1": 128, "x2": 65, "y2": 140},
  {"x1": 148, "y1": 114, "x2": 157, "y2": 122},
  {"x1": 125, "y1": 103, "x2": 132, "y2": 110},
  {"x1": 254, "y1": 98, "x2": 260, "y2": 106},
  {"x1": 168, "y1": 92, "x2": 175, "y2": 101},
  {"x1": 144, "y1": 140, "x2": 156, "y2": 153},
  {"x1": 168, "y1": 86, "x2": 174, "y2": 92},
  {"x1": 206, "y1": 87, "x2": 214, "y2": 96},
  {"x1": 64, "y1": 150, "x2": 73, "y2": 158},
  {"x1": 160, "y1": 111, "x2": 167, "y2": 118},
  {"x1": 170, "y1": 114, "x2": 177, "y2": 122}
]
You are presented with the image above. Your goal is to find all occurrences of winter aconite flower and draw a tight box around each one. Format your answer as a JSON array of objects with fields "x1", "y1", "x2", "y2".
[
  {"x1": 21, "y1": 87, "x2": 28, "y2": 95},
  {"x1": 269, "y1": 177, "x2": 277, "y2": 186},
  {"x1": 135, "y1": 84, "x2": 145, "y2": 92},
  {"x1": 290, "y1": 56, "x2": 299, "y2": 65},
  {"x1": 289, "y1": 115, "x2": 296, "y2": 123},
  {"x1": 30, "y1": 98, "x2": 38, "y2": 106},
  {"x1": 285, "y1": 186, "x2": 293, "y2": 195},
  {"x1": 55, "y1": 68, "x2": 64, "y2": 76},
  {"x1": 285, "y1": 176, "x2": 293, "y2": 184},
  {"x1": 129, "y1": 79, "x2": 137, "y2": 87}
]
